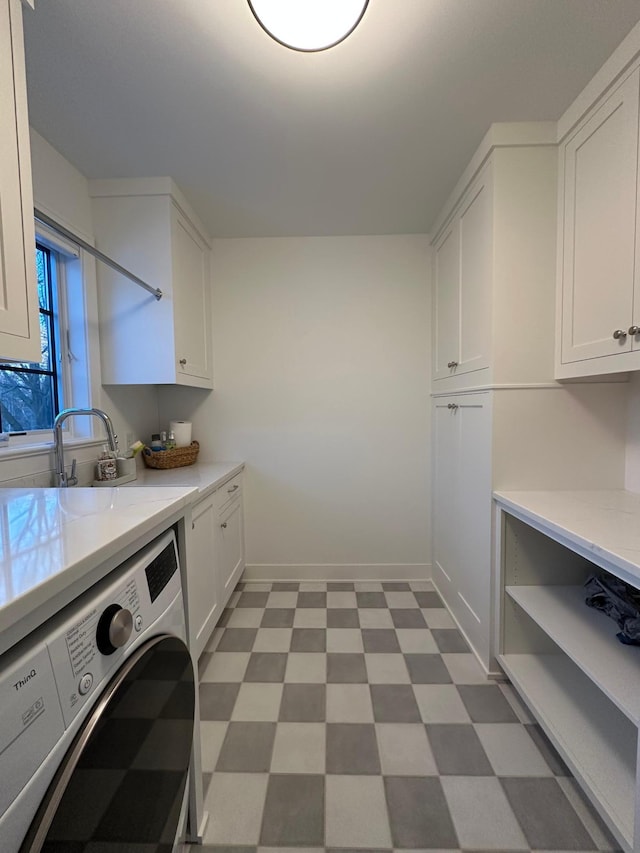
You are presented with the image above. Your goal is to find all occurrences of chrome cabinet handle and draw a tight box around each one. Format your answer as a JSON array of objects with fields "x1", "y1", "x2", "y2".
[
  {"x1": 447, "y1": 403, "x2": 458, "y2": 410},
  {"x1": 227, "y1": 484, "x2": 239, "y2": 493},
  {"x1": 629, "y1": 325, "x2": 640, "y2": 335},
  {"x1": 447, "y1": 360, "x2": 458, "y2": 368},
  {"x1": 179, "y1": 358, "x2": 187, "y2": 365},
  {"x1": 613, "y1": 329, "x2": 627, "y2": 340},
  {"x1": 221, "y1": 522, "x2": 228, "y2": 528}
]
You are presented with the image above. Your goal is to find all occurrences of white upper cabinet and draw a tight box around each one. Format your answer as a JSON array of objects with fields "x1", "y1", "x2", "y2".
[
  {"x1": 0, "y1": 0, "x2": 40, "y2": 364},
  {"x1": 557, "y1": 68, "x2": 640, "y2": 376},
  {"x1": 90, "y1": 178, "x2": 213, "y2": 388}
]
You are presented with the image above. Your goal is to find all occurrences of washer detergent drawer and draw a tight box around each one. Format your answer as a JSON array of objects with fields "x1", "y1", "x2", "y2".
[{"x1": 0, "y1": 645, "x2": 64, "y2": 819}]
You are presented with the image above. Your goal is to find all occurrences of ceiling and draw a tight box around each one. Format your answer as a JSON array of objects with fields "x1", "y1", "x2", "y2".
[{"x1": 23, "y1": 1, "x2": 640, "y2": 238}]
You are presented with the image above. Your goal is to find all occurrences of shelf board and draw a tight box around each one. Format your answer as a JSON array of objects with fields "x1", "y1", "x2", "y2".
[
  {"x1": 499, "y1": 652, "x2": 636, "y2": 852},
  {"x1": 506, "y1": 584, "x2": 640, "y2": 724}
]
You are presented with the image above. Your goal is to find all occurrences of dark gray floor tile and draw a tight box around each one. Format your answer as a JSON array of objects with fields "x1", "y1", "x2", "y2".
[
  {"x1": 524, "y1": 723, "x2": 571, "y2": 775},
  {"x1": 414, "y1": 591, "x2": 444, "y2": 608},
  {"x1": 216, "y1": 628, "x2": 258, "y2": 652},
  {"x1": 260, "y1": 608, "x2": 295, "y2": 628},
  {"x1": 385, "y1": 776, "x2": 458, "y2": 849},
  {"x1": 356, "y1": 591, "x2": 387, "y2": 608},
  {"x1": 328, "y1": 582, "x2": 355, "y2": 591},
  {"x1": 431, "y1": 628, "x2": 470, "y2": 653},
  {"x1": 198, "y1": 652, "x2": 213, "y2": 679},
  {"x1": 457, "y1": 685, "x2": 519, "y2": 722},
  {"x1": 426, "y1": 724, "x2": 493, "y2": 775},
  {"x1": 326, "y1": 723, "x2": 381, "y2": 774},
  {"x1": 244, "y1": 652, "x2": 288, "y2": 682},
  {"x1": 327, "y1": 608, "x2": 360, "y2": 628},
  {"x1": 199, "y1": 683, "x2": 240, "y2": 720},
  {"x1": 298, "y1": 591, "x2": 327, "y2": 608},
  {"x1": 199, "y1": 847, "x2": 256, "y2": 853},
  {"x1": 291, "y1": 628, "x2": 327, "y2": 652},
  {"x1": 327, "y1": 653, "x2": 368, "y2": 683},
  {"x1": 237, "y1": 591, "x2": 269, "y2": 608},
  {"x1": 501, "y1": 777, "x2": 595, "y2": 850},
  {"x1": 215, "y1": 721, "x2": 276, "y2": 772},
  {"x1": 270, "y1": 582, "x2": 300, "y2": 591},
  {"x1": 382, "y1": 582, "x2": 411, "y2": 591},
  {"x1": 235, "y1": 582, "x2": 246, "y2": 591},
  {"x1": 218, "y1": 608, "x2": 233, "y2": 626},
  {"x1": 390, "y1": 609, "x2": 427, "y2": 628},
  {"x1": 361, "y1": 628, "x2": 401, "y2": 653},
  {"x1": 370, "y1": 684, "x2": 421, "y2": 722},
  {"x1": 279, "y1": 683, "x2": 326, "y2": 721},
  {"x1": 404, "y1": 653, "x2": 453, "y2": 684},
  {"x1": 260, "y1": 774, "x2": 325, "y2": 847}
]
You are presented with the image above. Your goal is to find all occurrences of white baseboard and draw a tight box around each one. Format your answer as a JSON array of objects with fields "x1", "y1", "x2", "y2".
[{"x1": 242, "y1": 563, "x2": 431, "y2": 582}]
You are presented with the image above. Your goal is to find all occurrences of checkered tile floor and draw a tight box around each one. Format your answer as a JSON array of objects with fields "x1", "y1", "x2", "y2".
[{"x1": 194, "y1": 580, "x2": 618, "y2": 852}]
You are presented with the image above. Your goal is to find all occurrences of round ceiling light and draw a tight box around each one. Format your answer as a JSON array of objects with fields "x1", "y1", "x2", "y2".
[{"x1": 248, "y1": 0, "x2": 369, "y2": 52}]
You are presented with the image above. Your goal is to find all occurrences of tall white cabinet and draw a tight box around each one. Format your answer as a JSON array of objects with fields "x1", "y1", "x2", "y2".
[{"x1": 0, "y1": 0, "x2": 40, "y2": 364}]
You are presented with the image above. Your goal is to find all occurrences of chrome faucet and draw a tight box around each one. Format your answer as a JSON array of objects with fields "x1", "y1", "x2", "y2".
[{"x1": 53, "y1": 407, "x2": 118, "y2": 487}]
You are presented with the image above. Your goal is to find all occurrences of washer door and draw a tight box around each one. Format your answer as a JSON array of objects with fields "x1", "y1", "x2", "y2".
[{"x1": 20, "y1": 635, "x2": 194, "y2": 853}]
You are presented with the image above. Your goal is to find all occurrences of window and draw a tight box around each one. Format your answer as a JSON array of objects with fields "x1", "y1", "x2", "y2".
[{"x1": 0, "y1": 243, "x2": 64, "y2": 432}]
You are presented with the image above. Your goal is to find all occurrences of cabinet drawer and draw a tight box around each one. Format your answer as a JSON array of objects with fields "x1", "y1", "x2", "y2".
[{"x1": 215, "y1": 473, "x2": 243, "y2": 513}]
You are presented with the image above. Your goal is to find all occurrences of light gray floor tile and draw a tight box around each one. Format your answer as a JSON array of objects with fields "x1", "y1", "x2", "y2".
[
  {"x1": 405, "y1": 653, "x2": 453, "y2": 684},
  {"x1": 217, "y1": 628, "x2": 258, "y2": 652},
  {"x1": 361, "y1": 628, "x2": 401, "y2": 653},
  {"x1": 260, "y1": 774, "x2": 325, "y2": 847},
  {"x1": 385, "y1": 776, "x2": 458, "y2": 849},
  {"x1": 501, "y1": 777, "x2": 596, "y2": 850},
  {"x1": 270, "y1": 722, "x2": 326, "y2": 773},
  {"x1": 242, "y1": 582, "x2": 272, "y2": 592},
  {"x1": 237, "y1": 591, "x2": 270, "y2": 608},
  {"x1": 441, "y1": 776, "x2": 528, "y2": 850},
  {"x1": 198, "y1": 652, "x2": 213, "y2": 680},
  {"x1": 327, "y1": 653, "x2": 368, "y2": 683},
  {"x1": 396, "y1": 627, "x2": 439, "y2": 654},
  {"x1": 199, "y1": 721, "x2": 229, "y2": 772},
  {"x1": 358, "y1": 608, "x2": 394, "y2": 628},
  {"x1": 227, "y1": 608, "x2": 264, "y2": 628},
  {"x1": 266, "y1": 592, "x2": 299, "y2": 609},
  {"x1": 524, "y1": 723, "x2": 571, "y2": 776},
  {"x1": 422, "y1": 608, "x2": 455, "y2": 628},
  {"x1": 410, "y1": 580, "x2": 435, "y2": 591},
  {"x1": 365, "y1": 653, "x2": 410, "y2": 683},
  {"x1": 426, "y1": 724, "x2": 493, "y2": 775},
  {"x1": 385, "y1": 591, "x2": 420, "y2": 608},
  {"x1": 370, "y1": 684, "x2": 421, "y2": 722},
  {"x1": 199, "y1": 683, "x2": 240, "y2": 721},
  {"x1": 325, "y1": 775, "x2": 392, "y2": 849},
  {"x1": 253, "y1": 628, "x2": 293, "y2": 652},
  {"x1": 475, "y1": 723, "x2": 554, "y2": 776},
  {"x1": 298, "y1": 591, "x2": 327, "y2": 608},
  {"x1": 327, "y1": 628, "x2": 364, "y2": 653},
  {"x1": 299, "y1": 582, "x2": 327, "y2": 592},
  {"x1": 293, "y1": 609, "x2": 328, "y2": 628},
  {"x1": 200, "y1": 652, "x2": 250, "y2": 683},
  {"x1": 326, "y1": 683, "x2": 374, "y2": 722},
  {"x1": 203, "y1": 772, "x2": 268, "y2": 844},
  {"x1": 375, "y1": 723, "x2": 438, "y2": 775},
  {"x1": 431, "y1": 628, "x2": 469, "y2": 653},
  {"x1": 216, "y1": 721, "x2": 276, "y2": 772},
  {"x1": 413, "y1": 685, "x2": 471, "y2": 723},
  {"x1": 279, "y1": 683, "x2": 326, "y2": 721},
  {"x1": 261, "y1": 608, "x2": 296, "y2": 628},
  {"x1": 457, "y1": 684, "x2": 519, "y2": 722},
  {"x1": 327, "y1": 608, "x2": 359, "y2": 628},
  {"x1": 390, "y1": 609, "x2": 428, "y2": 628},
  {"x1": 244, "y1": 652, "x2": 288, "y2": 683},
  {"x1": 327, "y1": 591, "x2": 358, "y2": 608},
  {"x1": 285, "y1": 652, "x2": 327, "y2": 683},
  {"x1": 441, "y1": 653, "x2": 487, "y2": 684},
  {"x1": 326, "y1": 723, "x2": 381, "y2": 774},
  {"x1": 231, "y1": 683, "x2": 284, "y2": 721},
  {"x1": 291, "y1": 628, "x2": 327, "y2": 652}
]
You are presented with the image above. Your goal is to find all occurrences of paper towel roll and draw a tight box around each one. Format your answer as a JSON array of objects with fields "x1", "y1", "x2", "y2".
[{"x1": 170, "y1": 420, "x2": 192, "y2": 447}]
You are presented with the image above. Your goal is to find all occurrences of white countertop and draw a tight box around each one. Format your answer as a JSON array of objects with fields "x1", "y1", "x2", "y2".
[
  {"x1": 493, "y1": 489, "x2": 640, "y2": 587},
  {"x1": 128, "y1": 460, "x2": 244, "y2": 498},
  {"x1": 0, "y1": 485, "x2": 198, "y2": 657}
]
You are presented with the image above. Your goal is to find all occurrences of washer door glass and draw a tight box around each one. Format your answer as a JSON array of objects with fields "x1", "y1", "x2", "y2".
[{"x1": 20, "y1": 635, "x2": 194, "y2": 853}]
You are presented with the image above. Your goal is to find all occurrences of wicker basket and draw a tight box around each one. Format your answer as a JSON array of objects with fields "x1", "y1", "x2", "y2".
[{"x1": 142, "y1": 440, "x2": 200, "y2": 469}]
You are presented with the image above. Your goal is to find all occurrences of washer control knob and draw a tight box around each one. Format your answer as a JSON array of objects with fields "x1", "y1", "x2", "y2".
[
  {"x1": 79, "y1": 673, "x2": 93, "y2": 695},
  {"x1": 96, "y1": 604, "x2": 133, "y2": 655},
  {"x1": 134, "y1": 614, "x2": 143, "y2": 632}
]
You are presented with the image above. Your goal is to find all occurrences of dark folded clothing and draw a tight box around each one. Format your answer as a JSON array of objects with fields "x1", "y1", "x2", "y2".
[{"x1": 584, "y1": 573, "x2": 640, "y2": 645}]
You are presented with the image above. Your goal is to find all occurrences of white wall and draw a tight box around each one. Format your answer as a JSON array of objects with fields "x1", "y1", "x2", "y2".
[
  {"x1": 159, "y1": 235, "x2": 431, "y2": 578},
  {"x1": 0, "y1": 131, "x2": 160, "y2": 486}
]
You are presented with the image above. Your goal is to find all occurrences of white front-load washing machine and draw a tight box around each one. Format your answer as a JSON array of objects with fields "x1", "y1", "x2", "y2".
[{"x1": 0, "y1": 528, "x2": 196, "y2": 853}]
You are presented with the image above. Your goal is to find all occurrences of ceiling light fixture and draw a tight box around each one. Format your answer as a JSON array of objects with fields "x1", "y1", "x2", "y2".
[{"x1": 248, "y1": 0, "x2": 369, "y2": 52}]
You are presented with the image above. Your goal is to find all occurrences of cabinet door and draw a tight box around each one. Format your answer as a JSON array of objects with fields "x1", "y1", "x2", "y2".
[
  {"x1": 187, "y1": 495, "x2": 219, "y2": 659},
  {"x1": 432, "y1": 221, "x2": 460, "y2": 380},
  {"x1": 432, "y1": 398, "x2": 461, "y2": 596},
  {"x1": 172, "y1": 206, "x2": 212, "y2": 384},
  {"x1": 0, "y1": 0, "x2": 40, "y2": 363},
  {"x1": 560, "y1": 69, "x2": 640, "y2": 364},
  {"x1": 217, "y1": 498, "x2": 245, "y2": 611}
]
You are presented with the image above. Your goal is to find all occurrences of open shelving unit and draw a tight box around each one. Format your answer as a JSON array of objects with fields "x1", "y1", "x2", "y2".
[{"x1": 494, "y1": 491, "x2": 640, "y2": 853}]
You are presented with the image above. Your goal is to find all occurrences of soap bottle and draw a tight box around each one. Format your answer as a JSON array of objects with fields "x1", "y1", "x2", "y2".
[
  {"x1": 166, "y1": 430, "x2": 177, "y2": 450},
  {"x1": 97, "y1": 445, "x2": 117, "y2": 481},
  {"x1": 150, "y1": 433, "x2": 162, "y2": 452}
]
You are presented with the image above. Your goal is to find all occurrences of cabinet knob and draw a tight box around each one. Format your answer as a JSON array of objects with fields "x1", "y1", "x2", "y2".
[
  {"x1": 613, "y1": 329, "x2": 627, "y2": 340},
  {"x1": 221, "y1": 522, "x2": 228, "y2": 529},
  {"x1": 447, "y1": 360, "x2": 458, "y2": 368},
  {"x1": 179, "y1": 358, "x2": 187, "y2": 366},
  {"x1": 447, "y1": 403, "x2": 458, "y2": 410},
  {"x1": 629, "y1": 326, "x2": 640, "y2": 336}
]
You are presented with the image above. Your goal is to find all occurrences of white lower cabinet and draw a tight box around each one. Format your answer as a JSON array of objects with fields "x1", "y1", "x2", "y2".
[
  {"x1": 432, "y1": 393, "x2": 492, "y2": 669},
  {"x1": 216, "y1": 495, "x2": 245, "y2": 611}
]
